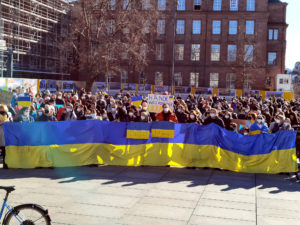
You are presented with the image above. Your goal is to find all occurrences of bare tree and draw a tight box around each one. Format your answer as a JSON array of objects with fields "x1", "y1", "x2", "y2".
[
  {"x1": 226, "y1": 43, "x2": 261, "y2": 90},
  {"x1": 62, "y1": 0, "x2": 159, "y2": 91}
]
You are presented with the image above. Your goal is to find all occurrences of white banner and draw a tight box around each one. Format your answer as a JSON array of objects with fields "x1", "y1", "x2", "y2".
[{"x1": 148, "y1": 94, "x2": 174, "y2": 113}]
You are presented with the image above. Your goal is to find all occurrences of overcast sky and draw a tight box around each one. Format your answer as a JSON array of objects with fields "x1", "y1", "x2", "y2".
[{"x1": 284, "y1": 0, "x2": 300, "y2": 69}]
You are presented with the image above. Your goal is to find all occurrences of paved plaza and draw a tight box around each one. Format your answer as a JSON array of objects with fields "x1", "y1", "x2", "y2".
[{"x1": 0, "y1": 165, "x2": 299, "y2": 225}]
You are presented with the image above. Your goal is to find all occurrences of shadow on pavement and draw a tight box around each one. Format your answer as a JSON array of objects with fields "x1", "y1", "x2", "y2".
[{"x1": 0, "y1": 165, "x2": 299, "y2": 194}]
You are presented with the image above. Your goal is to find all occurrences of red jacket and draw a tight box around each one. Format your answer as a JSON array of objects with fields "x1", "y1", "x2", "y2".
[{"x1": 156, "y1": 112, "x2": 178, "y2": 123}]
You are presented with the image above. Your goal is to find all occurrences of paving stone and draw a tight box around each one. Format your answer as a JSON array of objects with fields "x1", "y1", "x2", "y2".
[
  {"x1": 257, "y1": 198, "x2": 300, "y2": 212},
  {"x1": 147, "y1": 189, "x2": 200, "y2": 201},
  {"x1": 201, "y1": 191, "x2": 256, "y2": 203},
  {"x1": 121, "y1": 215, "x2": 187, "y2": 225},
  {"x1": 257, "y1": 216, "x2": 300, "y2": 225},
  {"x1": 127, "y1": 203, "x2": 193, "y2": 221},
  {"x1": 197, "y1": 198, "x2": 255, "y2": 211},
  {"x1": 257, "y1": 207, "x2": 300, "y2": 220},
  {"x1": 188, "y1": 215, "x2": 256, "y2": 225},
  {"x1": 193, "y1": 205, "x2": 256, "y2": 221},
  {"x1": 139, "y1": 196, "x2": 197, "y2": 208}
]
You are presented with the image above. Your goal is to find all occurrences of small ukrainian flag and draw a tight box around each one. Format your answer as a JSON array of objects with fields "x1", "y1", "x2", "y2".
[
  {"x1": 127, "y1": 123, "x2": 150, "y2": 139},
  {"x1": 17, "y1": 97, "x2": 31, "y2": 107},
  {"x1": 131, "y1": 96, "x2": 143, "y2": 107},
  {"x1": 151, "y1": 122, "x2": 175, "y2": 139}
]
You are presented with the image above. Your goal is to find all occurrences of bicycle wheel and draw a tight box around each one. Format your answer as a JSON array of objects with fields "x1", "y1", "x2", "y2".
[{"x1": 3, "y1": 204, "x2": 51, "y2": 225}]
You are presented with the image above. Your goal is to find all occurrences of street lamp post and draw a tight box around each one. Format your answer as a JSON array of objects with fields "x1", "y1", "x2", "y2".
[{"x1": 171, "y1": 0, "x2": 177, "y2": 94}]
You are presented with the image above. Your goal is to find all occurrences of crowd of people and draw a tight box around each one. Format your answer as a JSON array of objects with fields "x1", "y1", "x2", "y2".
[{"x1": 0, "y1": 88, "x2": 299, "y2": 136}]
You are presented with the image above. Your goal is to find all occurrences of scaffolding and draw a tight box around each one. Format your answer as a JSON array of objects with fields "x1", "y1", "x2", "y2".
[{"x1": 0, "y1": 0, "x2": 70, "y2": 78}]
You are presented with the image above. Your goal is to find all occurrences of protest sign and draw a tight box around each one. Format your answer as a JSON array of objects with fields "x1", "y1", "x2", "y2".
[
  {"x1": 0, "y1": 90, "x2": 13, "y2": 105},
  {"x1": 148, "y1": 94, "x2": 174, "y2": 113}
]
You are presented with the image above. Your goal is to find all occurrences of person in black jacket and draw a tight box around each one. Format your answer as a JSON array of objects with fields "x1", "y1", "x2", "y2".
[
  {"x1": 36, "y1": 105, "x2": 57, "y2": 122},
  {"x1": 175, "y1": 104, "x2": 188, "y2": 123},
  {"x1": 203, "y1": 108, "x2": 225, "y2": 128},
  {"x1": 116, "y1": 101, "x2": 128, "y2": 122},
  {"x1": 75, "y1": 104, "x2": 85, "y2": 120}
]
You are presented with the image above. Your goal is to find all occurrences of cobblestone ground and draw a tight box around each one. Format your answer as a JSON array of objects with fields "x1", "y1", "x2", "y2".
[{"x1": 0, "y1": 165, "x2": 300, "y2": 225}]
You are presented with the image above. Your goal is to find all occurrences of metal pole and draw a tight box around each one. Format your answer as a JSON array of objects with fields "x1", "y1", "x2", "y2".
[
  {"x1": 171, "y1": 0, "x2": 177, "y2": 93},
  {"x1": 0, "y1": 0, "x2": 3, "y2": 77}
]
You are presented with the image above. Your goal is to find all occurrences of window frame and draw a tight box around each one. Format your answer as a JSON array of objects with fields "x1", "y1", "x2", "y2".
[
  {"x1": 229, "y1": 20, "x2": 238, "y2": 35},
  {"x1": 190, "y1": 72, "x2": 199, "y2": 87},
  {"x1": 246, "y1": 0, "x2": 255, "y2": 11},
  {"x1": 246, "y1": 20, "x2": 255, "y2": 35},
  {"x1": 176, "y1": 20, "x2": 185, "y2": 34},
  {"x1": 191, "y1": 44, "x2": 201, "y2": 61},
  {"x1": 155, "y1": 43, "x2": 164, "y2": 60},
  {"x1": 227, "y1": 45, "x2": 237, "y2": 62},
  {"x1": 157, "y1": 20, "x2": 166, "y2": 35},
  {"x1": 210, "y1": 73, "x2": 219, "y2": 88},
  {"x1": 213, "y1": 0, "x2": 222, "y2": 11},
  {"x1": 212, "y1": 20, "x2": 221, "y2": 35},
  {"x1": 211, "y1": 44, "x2": 221, "y2": 61},
  {"x1": 158, "y1": 0, "x2": 166, "y2": 11},
  {"x1": 268, "y1": 52, "x2": 277, "y2": 65},
  {"x1": 192, "y1": 20, "x2": 201, "y2": 34},
  {"x1": 175, "y1": 44, "x2": 185, "y2": 61},
  {"x1": 230, "y1": 0, "x2": 238, "y2": 11},
  {"x1": 177, "y1": 0, "x2": 186, "y2": 11}
]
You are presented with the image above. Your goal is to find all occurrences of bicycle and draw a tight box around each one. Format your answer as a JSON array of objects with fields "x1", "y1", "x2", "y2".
[{"x1": 0, "y1": 186, "x2": 51, "y2": 225}]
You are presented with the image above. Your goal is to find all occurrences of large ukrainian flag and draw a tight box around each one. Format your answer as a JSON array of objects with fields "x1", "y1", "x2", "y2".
[{"x1": 2, "y1": 121, "x2": 298, "y2": 173}]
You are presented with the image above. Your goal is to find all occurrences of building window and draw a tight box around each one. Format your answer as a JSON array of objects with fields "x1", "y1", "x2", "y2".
[
  {"x1": 268, "y1": 52, "x2": 277, "y2": 65},
  {"x1": 226, "y1": 73, "x2": 236, "y2": 89},
  {"x1": 108, "y1": 0, "x2": 116, "y2": 10},
  {"x1": 269, "y1": 29, "x2": 278, "y2": 40},
  {"x1": 123, "y1": 0, "x2": 131, "y2": 10},
  {"x1": 155, "y1": 72, "x2": 163, "y2": 86},
  {"x1": 121, "y1": 70, "x2": 128, "y2": 83},
  {"x1": 210, "y1": 73, "x2": 219, "y2": 88},
  {"x1": 193, "y1": 20, "x2": 201, "y2": 34},
  {"x1": 142, "y1": 0, "x2": 150, "y2": 10},
  {"x1": 174, "y1": 72, "x2": 183, "y2": 86},
  {"x1": 121, "y1": 43, "x2": 129, "y2": 60},
  {"x1": 190, "y1": 72, "x2": 199, "y2": 87},
  {"x1": 107, "y1": 20, "x2": 115, "y2": 34},
  {"x1": 177, "y1": 0, "x2": 185, "y2": 11},
  {"x1": 244, "y1": 74, "x2": 252, "y2": 89},
  {"x1": 279, "y1": 79, "x2": 289, "y2": 84},
  {"x1": 244, "y1": 45, "x2": 254, "y2": 62},
  {"x1": 212, "y1": 20, "x2": 221, "y2": 35},
  {"x1": 175, "y1": 44, "x2": 184, "y2": 60},
  {"x1": 157, "y1": 20, "x2": 166, "y2": 34},
  {"x1": 213, "y1": 0, "x2": 222, "y2": 11},
  {"x1": 246, "y1": 21, "x2": 255, "y2": 35},
  {"x1": 194, "y1": 0, "x2": 202, "y2": 10},
  {"x1": 211, "y1": 44, "x2": 220, "y2": 61},
  {"x1": 158, "y1": 0, "x2": 166, "y2": 11},
  {"x1": 191, "y1": 44, "x2": 200, "y2": 61},
  {"x1": 142, "y1": 20, "x2": 150, "y2": 34},
  {"x1": 155, "y1": 43, "x2": 164, "y2": 60},
  {"x1": 247, "y1": 0, "x2": 255, "y2": 11},
  {"x1": 227, "y1": 45, "x2": 237, "y2": 62},
  {"x1": 176, "y1": 20, "x2": 185, "y2": 34},
  {"x1": 230, "y1": 0, "x2": 238, "y2": 11},
  {"x1": 229, "y1": 20, "x2": 238, "y2": 35}
]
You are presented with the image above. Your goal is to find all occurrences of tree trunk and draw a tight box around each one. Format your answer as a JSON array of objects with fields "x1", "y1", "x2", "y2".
[{"x1": 86, "y1": 77, "x2": 95, "y2": 92}]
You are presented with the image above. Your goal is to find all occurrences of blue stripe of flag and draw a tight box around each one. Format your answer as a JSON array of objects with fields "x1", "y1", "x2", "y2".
[
  {"x1": 127, "y1": 122, "x2": 151, "y2": 131},
  {"x1": 151, "y1": 121, "x2": 175, "y2": 130}
]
